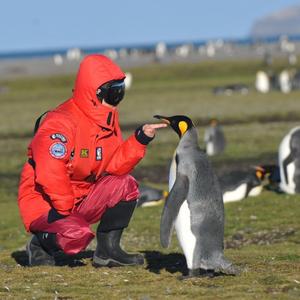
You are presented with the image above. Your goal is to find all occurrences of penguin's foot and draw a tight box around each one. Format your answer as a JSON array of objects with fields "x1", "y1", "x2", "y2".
[{"x1": 178, "y1": 268, "x2": 215, "y2": 280}]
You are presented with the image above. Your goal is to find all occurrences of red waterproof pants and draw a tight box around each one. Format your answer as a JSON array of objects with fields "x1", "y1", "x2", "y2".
[{"x1": 29, "y1": 175, "x2": 139, "y2": 255}]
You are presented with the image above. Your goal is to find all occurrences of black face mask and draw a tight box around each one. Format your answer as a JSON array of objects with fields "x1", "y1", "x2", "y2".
[{"x1": 96, "y1": 80, "x2": 125, "y2": 106}]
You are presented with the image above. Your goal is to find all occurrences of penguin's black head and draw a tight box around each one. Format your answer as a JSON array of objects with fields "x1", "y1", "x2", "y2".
[
  {"x1": 255, "y1": 165, "x2": 281, "y2": 183},
  {"x1": 209, "y1": 118, "x2": 219, "y2": 127},
  {"x1": 153, "y1": 115, "x2": 194, "y2": 138}
]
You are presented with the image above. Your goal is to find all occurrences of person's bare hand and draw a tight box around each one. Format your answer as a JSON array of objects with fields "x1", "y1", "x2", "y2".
[{"x1": 142, "y1": 123, "x2": 167, "y2": 138}]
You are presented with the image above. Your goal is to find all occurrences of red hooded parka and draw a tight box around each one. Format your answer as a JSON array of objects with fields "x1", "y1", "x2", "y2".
[{"x1": 18, "y1": 54, "x2": 146, "y2": 231}]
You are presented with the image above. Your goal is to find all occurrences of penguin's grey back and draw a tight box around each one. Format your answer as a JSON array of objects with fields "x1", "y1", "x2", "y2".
[{"x1": 177, "y1": 128, "x2": 224, "y2": 216}]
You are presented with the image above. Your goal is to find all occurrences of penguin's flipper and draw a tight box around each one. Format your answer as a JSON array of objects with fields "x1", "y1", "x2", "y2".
[
  {"x1": 160, "y1": 173, "x2": 189, "y2": 248},
  {"x1": 282, "y1": 152, "x2": 294, "y2": 184}
]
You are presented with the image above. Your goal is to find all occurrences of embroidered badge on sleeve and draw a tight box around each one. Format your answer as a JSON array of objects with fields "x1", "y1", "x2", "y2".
[
  {"x1": 50, "y1": 133, "x2": 67, "y2": 143},
  {"x1": 80, "y1": 149, "x2": 89, "y2": 158},
  {"x1": 96, "y1": 147, "x2": 102, "y2": 161},
  {"x1": 49, "y1": 142, "x2": 67, "y2": 159}
]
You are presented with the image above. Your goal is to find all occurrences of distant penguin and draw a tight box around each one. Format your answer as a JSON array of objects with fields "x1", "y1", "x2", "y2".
[
  {"x1": 137, "y1": 184, "x2": 168, "y2": 208},
  {"x1": 219, "y1": 167, "x2": 265, "y2": 203},
  {"x1": 204, "y1": 119, "x2": 226, "y2": 156},
  {"x1": 154, "y1": 115, "x2": 238, "y2": 278},
  {"x1": 124, "y1": 72, "x2": 133, "y2": 90},
  {"x1": 278, "y1": 70, "x2": 292, "y2": 94},
  {"x1": 255, "y1": 70, "x2": 270, "y2": 93},
  {"x1": 278, "y1": 127, "x2": 300, "y2": 194}
]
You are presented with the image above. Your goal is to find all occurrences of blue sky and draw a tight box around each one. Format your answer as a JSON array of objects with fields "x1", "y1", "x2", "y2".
[{"x1": 0, "y1": 0, "x2": 299, "y2": 53}]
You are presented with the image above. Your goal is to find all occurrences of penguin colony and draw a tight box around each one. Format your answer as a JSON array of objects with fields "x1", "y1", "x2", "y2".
[
  {"x1": 149, "y1": 115, "x2": 299, "y2": 278},
  {"x1": 154, "y1": 115, "x2": 238, "y2": 278}
]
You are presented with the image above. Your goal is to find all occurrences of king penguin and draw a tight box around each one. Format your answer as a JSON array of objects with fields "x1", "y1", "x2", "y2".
[
  {"x1": 204, "y1": 119, "x2": 226, "y2": 156},
  {"x1": 278, "y1": 126, "x2": 300, "y2": 194},
  {"x1": 220, "y1": 167, "x2": 265, "y2": 203},
  {"x1": 154, "y1": 115, "x2": 238, "y2": 278},
  {"x1": 137, "y1": 184, "x2": 168, "y2": 208}
]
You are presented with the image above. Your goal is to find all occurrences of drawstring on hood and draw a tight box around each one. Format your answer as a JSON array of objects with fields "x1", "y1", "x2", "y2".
[{"x1": 72, "y1": 54, "x2": 125, "y2": 129}]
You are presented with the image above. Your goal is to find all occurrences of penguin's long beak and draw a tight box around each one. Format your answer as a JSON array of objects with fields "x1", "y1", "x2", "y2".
[{"x1": 153, "y1": 115, "x2": 171, "y2": 125}]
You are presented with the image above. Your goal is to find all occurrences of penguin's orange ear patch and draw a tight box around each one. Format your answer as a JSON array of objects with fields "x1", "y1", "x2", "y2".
[
  {"x1": 179, "y1": 121, "x2": 188, "y2": 136},
  {"x1": 253, "y1": 165, "x2": 266, "y2": 179},
  {"x1": 256, "y1": 170, "x2": 263, "y2": 179}
]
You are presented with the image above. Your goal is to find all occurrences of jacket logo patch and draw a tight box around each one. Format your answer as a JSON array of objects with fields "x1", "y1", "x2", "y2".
[
  {"x1": 96, "y1": 147, "x2": 102, "y2": 161},
  {"x1": 50, "y1": 133, "x2": 67, "y2": 143},
  {"x1": 80, "y1": 149, "x2": 89, "y2": 158},
  {"x1": 49, "y1": 143, "x2": 67, "y2": 159}
]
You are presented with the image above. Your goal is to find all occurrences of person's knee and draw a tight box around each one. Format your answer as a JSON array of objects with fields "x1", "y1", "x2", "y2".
[
  {"x1": 54, "y1": 216, "x2": 95, "y2": 255},
  {"x1": 56, "y1": 226, "x2": 94, "y2": 255},
  {"x1": 118, "y1": 174, "x2": 139, "y2": 201}
]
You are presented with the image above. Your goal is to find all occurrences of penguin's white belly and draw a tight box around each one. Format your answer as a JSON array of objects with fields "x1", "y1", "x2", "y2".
[
  {"x1": 206, "y1": 142, "x2": 214, "y2": 156},
  {"x1": 248, "y1": 185, "x2": 263, "y2": 197},
  {"x1": 174, "y1": 200, "x2": 196, "y2": 269},
  {"x1": 223, "y1": 183, "x2": 247, "y2": 203},
  {"x1": 169, "y1": 155, "x2": 177, "y2": 188},
  {"x1": 279, "y1": 132, "x2": 296, "y2": 194},
  {"x1": 279, "y1": 164, "x2": 295, "y2": 194},
  {"x1": 169, "y1": 153, "x2": 196, "y2": 269}
]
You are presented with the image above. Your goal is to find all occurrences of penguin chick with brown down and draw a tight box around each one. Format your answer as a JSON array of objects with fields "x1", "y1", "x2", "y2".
[{"x1": 154, "y1": 115, "x2": 238, "y2": 278}]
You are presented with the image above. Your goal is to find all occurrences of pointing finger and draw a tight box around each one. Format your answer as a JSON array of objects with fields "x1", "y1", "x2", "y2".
[{"x1": 146, "y1": 123, "x2": 168, "y2": 129}]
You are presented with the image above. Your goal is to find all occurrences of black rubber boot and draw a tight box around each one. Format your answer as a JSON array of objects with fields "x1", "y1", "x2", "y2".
[
  {"x1": 26, "y1": 232, "x2": 58, "y2": 266},
  {"x1": 93, "y1": 200, "x2": 144, "y2": 267}
]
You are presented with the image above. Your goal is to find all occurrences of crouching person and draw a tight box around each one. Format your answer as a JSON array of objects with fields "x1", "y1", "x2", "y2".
[{"x1": 17, "y1": 54, "x2": 166, "y2": 267}]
